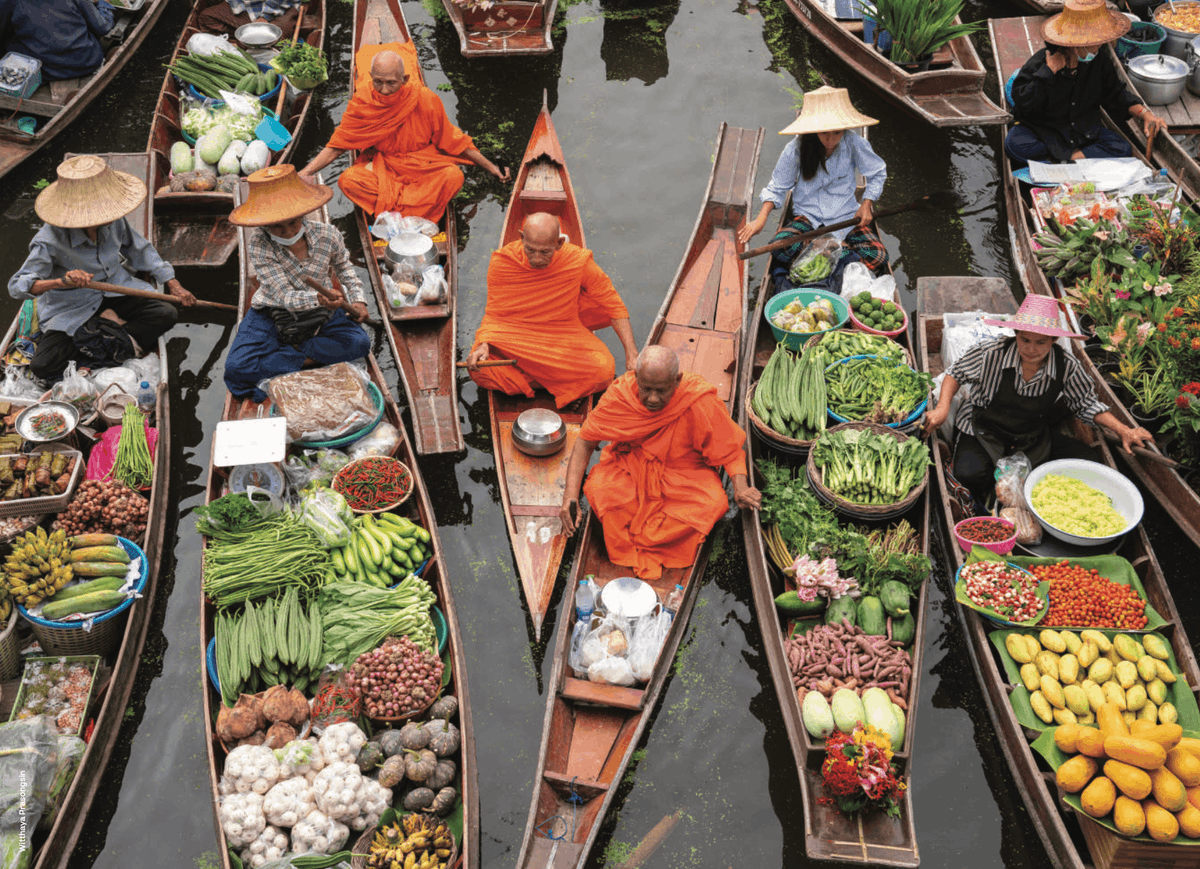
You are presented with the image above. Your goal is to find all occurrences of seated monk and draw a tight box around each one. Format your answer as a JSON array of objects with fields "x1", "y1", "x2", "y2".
[
  {"x1": 466, "y1": 212, "x2": 639, "y2": 408},
  {"x1": 559, "y1": 346, "x2": 762, "y2": 580},
  {"x1": 299, "y1": 45, "x2": 508, "y2": 220}
]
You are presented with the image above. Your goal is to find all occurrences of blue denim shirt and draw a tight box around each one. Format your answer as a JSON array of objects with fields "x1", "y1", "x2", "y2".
[
  {"x1": 0, "y1": 0, "x2": 114, "y2": 81},
  {"x1": 760, "y1": 131, "x2": 887, "y2": 241},
  {"x1": 9, "y1": 219, "x2": 175, "y2": 337},
  {"x1": 226, "y1": 0, "x2": 304, "y2": 19}
]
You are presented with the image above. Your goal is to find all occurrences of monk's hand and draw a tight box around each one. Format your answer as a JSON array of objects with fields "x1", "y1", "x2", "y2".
[
  {"x1": 733, "y1": 483, "x2": 762, "y2": 511},
  {"x1": 348, "y1": 302, "x2": 369, "y2": 323},
  {"x1": 1121, "y1": 425, "x2": 1155, "y2": 454},
  {"x1": 492, "y1": 165, "x2": 511, "y2": 182},
  {"x1": 559, "y1": 499, "x2": 580, "y2": 536},
  {"x1": 63, "y1": 269, "x2": 93, "y2": 288},
  {"x1": 466, "y1": 343, "x2": 490, "y2": 371},
  {"x1": 167, "y1": 281, "x2": 196, "y2": 307}
]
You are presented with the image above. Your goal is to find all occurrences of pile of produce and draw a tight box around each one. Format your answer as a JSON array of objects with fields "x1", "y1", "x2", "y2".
[
  {"x1": 1032, "y1": 561, "x2": 1148, "y2": 629},
  {"x1": 789, "y1": 618, "x2": 914, "y2": 708},
  {"x1": 215, "y1": 587, "x2": 325, "y2": 703},
  {"x1": 202, "y1": 511, "x2": 332, "y2": 606},
  {"x1": 372, "y1": 699, "x2": 460, "y2": 813},
  {"x1": 333, "y1": 458, "x2": 414, "y2": 513},
  {"x1": 271, "y1": 40, "x2": 329, "y2": 87},
  {"x1": 1031, "y1": 475, "x2": 1129, "y2": 538},
  {"x1": 10, "y1": 658, "x2": 96, "y2": 735},
  {"x1": 810, "y1": 428, "x2": 930, "y2": 505},
  {"x1": 751, "y1": 343, "x2": 827, "y2": 441},
  {"x1": 216, "y1": 685, "x2": 310, "y2": 750},
  {"x1": 824, "y1": 355, "x2": 931, "y2": 425},
  {"x1": 800, "y1": 682, "x2": 908, "y2": 752},
  {"x1": 956, "y1": 517, "x2": 1015, "y2": 546},
  {"x1": 364, "y1": 814, "x2": 454, "y2": 869},
  {"x1": 1006, "y1": 629, "x2": 1180, "y2": 727},
  {"x1": 3, "y1": 527, "x2": 72, "y2": 607},
  {"x1": 318, "y1": 577, "x2": 438, "y2": 667},
  {"x1": 330, "y1": 513, "x2": 432, "y2": 587},
  {"x1": 109, "y1": 403, "x2": 153, "y2": 490},
  {"x1": 349, "y1": 636, "x2": 443, "y2": 720},
  {"x1": 1050, "y1": 714, "x2": 1199, "y2": 842},
  {"x1": 0, "y1": 452, "x2": 78, "y2": 501},
  {"x1": 52, "y1": 478, "x2": 149, "y2": 539},
  {"x1": 1033, "y1": 217, "x2": 1137, "y2": 280},
  {"x1": 849, "y1": 292, "x2": 905, "y2": 333},
  {"x1": 770, "y1": 296, "x2": 839, "y2": 334},
  {"x1": 813, "y1": 329, "x2": 906, "y2": 362},
  {"x1": 168, "y1": 46, "x2": 275, "y2": 101},
  {"x1": 959, "y1": 560, "x2": 1045, "y2": 623}
]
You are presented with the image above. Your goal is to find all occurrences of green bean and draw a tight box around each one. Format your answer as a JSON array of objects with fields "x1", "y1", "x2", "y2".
[{"x1": 110, "y1": 403, "x2": 153, "y2": 489}]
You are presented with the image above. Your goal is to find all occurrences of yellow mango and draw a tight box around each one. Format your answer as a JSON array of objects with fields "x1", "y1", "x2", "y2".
[
  {"x1": 1124, "y1": 710, "x2": 1139, "y2": 727},
  {"x1": 1078, "y1": 711, "x2": 1096, "y2": 726},
  {"x1": 1115, "y1": 660, "x2": 1138, "y2": 690},
  {"x1": 1020, "y1": 663, "x2": 1041, "y2": 692},
  {"x1": 1113, "y1": 795, "x2": 1146, "y2": 837},
  {"x1": 1030, "y1": 690, "x2": 1054, "y2": 725},
  {"x1": 1113, "y1": 634, "x2": 1141, "y2": 663},
  {"x1": 1149, "y1": 766, "x2": 1188, "y2": 812},
  {"x1": 1147, "y1": 678, "x2": 1169, "y2": 706},
  {"x1": 1076, "y1": 641, "x2": 1099, "y2": 668},
  {"x1": 1154, "y1": 658, "x2": 1178, "y2": 685},
  {"x1": 1160, "y1": 702, "x2": 1179, "y2": 726},
  {"x1": 1006, "y1": 633, "x2": 1034, "y2": 664},
  {"x1": 1064, "y1": 685, "x2": 1090, "y2": 717},
  {"x1": 1055, "y1": 723, "x2": 1083, "y2": 754},
  {"x1": 1054, "y1": 708, "x2": 1079, "y2": 726},
  {"x1": 1142, "y1": 634, "x2": 1170, "y2": 661},
  {"x1": 1144, "y1": 801, "x2": 1180, "y2": 842},
  {"x1": 1059, "y1": 654, "x2": 1080, "y2": 685},
  {"x1": 1041, "y1": 675, "x2": 1066, "y2": 710},
  {"x1": 1106, "y1": 759, "x2": 1154, "y2": 799},
  {"x1": 1060, "y1": 630, "x2": 1081, "y2": 654},
  {"x1": 1040, "y1": 629, "x2": 1067, "y2": 653},
  {"x1": 1166, "y1": 747, "x2": 1200, "y2": 788},
  {"x1": 1083, "y1": 680, "x2": 1106, "y2": 714},
  {"x1": 1176, "y1": 803, "x2": 1200, "y2": 839},
  {"x1": 1081, "y1": 629, "x2": 1112, "y2": 653},
  {"x1": 1036, "y1": 651, "x2": 1061, "y2": 682},
  {"x1": 1138, "y1": 655, "x2": 1159, "y2": 683},
  {"x1": 1138, "y1": 705, "x2": 1158, "y2": 724},
  {"x1": 1081, "y1": 775, "x2": 1117, "y2": 818},
  {"x1": 1088, "y1": 659, "x2": 1113, "y2": 685},
  {"x1": 1126, "y1": 684, "x2": 1147, "y2": 713},
  {"x1": 1076, "y1": 726, "x2": 1107, "y2": 758},
  {"x1": 1103, "y1": 680, "x2": 1128, "y2": 711},
  {"x1": 1023, "y1": 634, "x2": 1042, "y2": 660},
  {"x1": 1056, "y1": 754, "x2": 1099, "y2": 793}
]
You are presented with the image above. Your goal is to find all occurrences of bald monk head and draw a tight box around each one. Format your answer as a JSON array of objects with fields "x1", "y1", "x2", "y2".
[
  {"x1": 519, "y1": 212, "x2": 565, "y2": 270},
  {"x1": 635, "y1": 346, "x2": 683, "y2": 412},
  {"x1": 370, "y1": 50, "x2": 409, "y2": 97}
]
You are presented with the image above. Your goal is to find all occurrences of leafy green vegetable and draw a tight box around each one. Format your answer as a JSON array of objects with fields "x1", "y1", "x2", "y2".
[
  {"x1": 317, "y1": 577, "x2": 438, "y2": 665},
  {"x1": 811, "y1": 428, "x2": 931, "y2": 505},
  {"x1": 274, "y1": 41, "x2": 328, "y2": 82},
  {"x1": 194, "y1": 493, "x2": 268, "y2": 539}
]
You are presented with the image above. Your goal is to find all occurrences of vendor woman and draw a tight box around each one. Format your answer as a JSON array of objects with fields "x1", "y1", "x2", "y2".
[
  {"x1": 923, "y1": 295, "x2": 1154, "y2": 509},
  {"x1": 1005, "y1": 0, "x2": 1165, "y2": 166},
  {"x1": 739, "y1": 86, "x2": 888, "y2": 294}
]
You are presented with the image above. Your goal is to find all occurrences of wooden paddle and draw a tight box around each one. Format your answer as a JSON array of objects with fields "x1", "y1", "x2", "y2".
[
  {"x1": 738, "y1": 190, "x2": 961, "y2": 260},
  {"x1": 300, "y1": 275, "x2": 381, "y2": 327},
  {"x1": 83, "y1": 280, "x2": 237, "y2": 312},
  {"x1": 1098, "y1": 428, "x2": 1182, "y2": 469},
  {"x1": 454, "y1": 359, "x2": 518, "y2": 368}
]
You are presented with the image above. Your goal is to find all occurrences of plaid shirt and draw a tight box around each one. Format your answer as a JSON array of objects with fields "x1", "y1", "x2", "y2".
[
  {"x1": 248, "y1": 219, "x2": 366, "y2": 313},
  {"x1": 226, "y1": 0, "x2": 304, "y2": 19}
]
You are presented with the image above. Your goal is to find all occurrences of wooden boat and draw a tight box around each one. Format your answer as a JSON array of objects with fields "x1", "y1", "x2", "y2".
[
  {"x1": 147, "y1": 0, "x2": 326, "y2": 268},
  {"x1": 485, "y1": 92, "x2": 592, "y2": 640},
  {"x1": 0, "y1": 0, "x2": 169, "y2": 182},
  {"x1": 992, "y1": 15, "x2": 1200, "y2": 553},
  {"x1": 439, "y1": 0, "x2": 558, "y2": 58},
  {"x1": 200, "y1": 185, "x2": 478, "y2": 869},
  {"x1": 736, "y1": 216, "x2": 927, "y2": 867},
  {"x1": 778, "y1": 0, "x2": 1007, "y2": 127},
  {"x1": 915, "y1": 273, "x2": 1200, "y2": 869},
  {"x1": 351, "y1": 0, "x2": 464, "y2": 455},
  {"x1": 0, "y1": 152, "x2": 172, "y2": 869},
  {"x1": 513, "y1": 122, "x2": 760, "y2": 869}
]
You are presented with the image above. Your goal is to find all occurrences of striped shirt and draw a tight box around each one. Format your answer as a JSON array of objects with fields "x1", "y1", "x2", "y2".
[
  {"x1": 248, "y1": 219, "x2": 366, "y2": 313},
  {"x1": 760, "y1": 131, "x2": 887, "y2": 242},
  {"x1": 946, "y1": 337, "x2": 1107, "y2": 436},
  {"x1": 225, "y1": 0, "x2": 303, "y2": 19}
]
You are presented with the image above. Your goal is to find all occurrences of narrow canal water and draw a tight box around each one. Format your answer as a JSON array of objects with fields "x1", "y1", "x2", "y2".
[{"x1": 0, "y1": 0, "x2": 1194, "y2": 867}]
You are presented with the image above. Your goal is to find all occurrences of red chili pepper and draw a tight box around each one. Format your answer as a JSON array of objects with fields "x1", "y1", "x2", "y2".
[{"x1": 336, "y1": 458, "x2": 411, "y2": 510}]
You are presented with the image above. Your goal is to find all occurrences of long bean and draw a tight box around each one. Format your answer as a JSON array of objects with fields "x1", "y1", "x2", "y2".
[
  {"x1": 203, "y1": 513, "x2": 333, "y2": 606},
  {"x1": 110, "y1": 403, "x2": 153, "y2": 490}
]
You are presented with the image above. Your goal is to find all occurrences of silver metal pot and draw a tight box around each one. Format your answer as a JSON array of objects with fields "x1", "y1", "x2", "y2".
[
  {"x1": 234, "y1": 22, "x2": 282, "y2": 49},
  {"x1": 385, "y1": 231, "x2": 437, "y2": 274},
  {"x1": 1126, "y1": 53, "x2": 1188, "y2": 105},
  {"x1": 511, "y1": 408, "x2": 567, "y2": 457},
  {"x1": 1153, "y1": 2, "x2": 1200, "y2": 58},
  {"x1": 1187, "y1": 35, "x2": 1200, "y2": 94}
]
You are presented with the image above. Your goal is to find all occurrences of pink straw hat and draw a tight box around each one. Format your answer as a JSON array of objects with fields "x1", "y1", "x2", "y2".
[{"x1": 983, "y1": 294, "x2": 1085, "y2": 339}]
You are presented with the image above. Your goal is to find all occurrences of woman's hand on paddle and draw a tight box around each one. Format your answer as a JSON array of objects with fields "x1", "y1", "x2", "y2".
[
  {"x1": 166, "y1": 280, "x2": 196, "y2": 307},
  {"x1": 855, "y1": 199, "x2": 875, "y2": 228},
  {"x1": 63, "y1": 270, "x2": 93, "y2": 288},
  {"x1": 466, "y1": 343, "x2": 490, "y2": 371},
  {"x1": 1141, "y1": 110, "x2": 1167, "y2": 142}
]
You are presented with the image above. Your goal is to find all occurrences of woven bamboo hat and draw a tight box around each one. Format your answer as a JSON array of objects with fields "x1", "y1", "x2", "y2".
[
  {"x1": 779, "y1": 86, "x2": 879, "y2": 136},
  {"x1": 983, "y1": 294, "x2": 1085, "y2": 339},
  {"x1": 1041, "y1": 0, "x2": 1129, "y2": 47},
  {"x1": 228, "y1": 164, "x2": 333, "y2": 226},
  {"x1": 35, "y1": 154, "x2": 147, "y2": 228}
]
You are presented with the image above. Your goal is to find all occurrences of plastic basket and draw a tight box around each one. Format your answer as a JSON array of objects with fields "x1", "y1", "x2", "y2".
[
  {"x1": 0, "y1": 450, "x2": 84, "y2": 519},
  {"x1": 0, "y1": 53, "x2": 41, "y2": 99},
  {"x1": 848, "y1": 305, "x2": 909, "y2": 339},
  {"x1": 1117, "y1": 21, "x2": 1167, "y2": 58},
  {"x1": 0, "y1": 611, "x2": 20, "y2": 681},
  {"x1": 825, "y1": 355, "x2": 928, "y2": 428},
  {"x1": 278, "y1": 382, "x2": 386, "y2": 449},
  {"x1": 764, "y1": 289, "x2": 850, "y2": 351},
  {"x1": 18, "y1": 536, "x2": 147, "y2": 657},
  {"x1": 7, "y1": 655, "x2": 101, "y2": 736}
]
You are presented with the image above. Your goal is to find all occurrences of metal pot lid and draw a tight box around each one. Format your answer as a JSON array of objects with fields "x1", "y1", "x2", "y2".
[
  {"x1": 514, "y1": 408, "x2": 564, "y2": 437},
  {"x1": 388, "y1": 231, "x2": 434, "y2": 257},
  {"x1": 600, "y1": 576, "x2": 659, "y2": 618},
  {"x1": 1128, "y1": 53, "x2": 1189, "y2": 80}
]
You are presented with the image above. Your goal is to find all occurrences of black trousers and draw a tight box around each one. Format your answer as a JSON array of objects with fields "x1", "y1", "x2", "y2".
[
  {"x1": 952, "y1": 429, "x2": 1101, "y2": 508},
  {"x1": 31, "y1": 297, "x2": 178, "y2": 382}
]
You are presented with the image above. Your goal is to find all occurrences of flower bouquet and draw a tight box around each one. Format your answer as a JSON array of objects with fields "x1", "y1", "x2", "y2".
[{"x1": 820, "y1": 724, "x2": 907, "y2": 817}]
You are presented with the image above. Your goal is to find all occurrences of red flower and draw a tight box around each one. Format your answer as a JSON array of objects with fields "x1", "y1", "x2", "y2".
[
  {"x1": 1174, "y1": 307, "x2": 1187, "y2": 317},
  {"x1": 1192, "y1": 338, "x2": 1200, "y2": 351},
  {"x1": 1182, "y1": 383, "x2": 1200, "y2": 396},
  {"x1": 1169, "y1": 338, "x2": 1182, "y2": 348},
  {"x1": 1179, "y1": 395, "x2": 1192, "y2": 408},
  {"x1": 1158, "y1": 323, "x2": 1168, "y2": 332}
]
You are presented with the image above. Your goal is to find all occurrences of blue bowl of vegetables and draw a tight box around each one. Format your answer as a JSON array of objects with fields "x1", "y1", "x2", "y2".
[
  {"x1": 766, "y1": 289, "x2": 850, "y2": 350},
  {"x1": 825, "y1": 354, "x2": 929, "y2": 428}
]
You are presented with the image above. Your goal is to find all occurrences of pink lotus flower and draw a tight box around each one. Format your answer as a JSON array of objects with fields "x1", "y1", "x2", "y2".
[{"x1": 785, "y1": 555, "x2": 857, "y2": 600}]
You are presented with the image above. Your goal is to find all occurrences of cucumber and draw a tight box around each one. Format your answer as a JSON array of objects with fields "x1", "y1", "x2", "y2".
[
  {"x1": 51, "y1": 576, "x2": 125, "y2": 602},
  {"x1": 42, "y1": 589, "x2": 127, "y2": 621},
  {"x1": 412, "y1": 527, "x2": 431, "y2": 544},
  {"x1": 378, "y1": 513, "x2": 417, "y2": 535},
  {"x1": 357, "y1": 529, "x2": 383, "y2": 568},
  {"x1": 343, "y1": 542, "x2": 359, "y2": 574},
  {"x1": 234, "y1": 72, "x2": 255, "y2": 93},
  {"x1": 363, "y1": 521, "x2": 393, "y2": 557}
]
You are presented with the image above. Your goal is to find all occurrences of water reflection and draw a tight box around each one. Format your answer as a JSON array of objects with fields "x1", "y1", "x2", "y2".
[{"x1": 598, "y1": 0, "x2": 680, "y2": 85}]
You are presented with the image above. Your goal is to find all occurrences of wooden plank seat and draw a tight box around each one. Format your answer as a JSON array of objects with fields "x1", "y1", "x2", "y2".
[
  {"x1": 560, "y1": 677, "x2": 645, "y2": 711},
  {"x1": 542, "y1": 770, "x2": 607, "y2": 801},
  {"x1": 50, "y1": 78, "x2": 87, "y2": 105}
]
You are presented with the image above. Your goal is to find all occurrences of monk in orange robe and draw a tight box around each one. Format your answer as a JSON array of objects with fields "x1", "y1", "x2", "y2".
[
  {"x1": 466, "y1": 212, "x2": 639, "y2": 407},
  {"x1": 559, "y1": 346, "x2": 762, "y2": 579},
  {"x1": 299, "y1": 44, "x2": 508, "y2": 220}
]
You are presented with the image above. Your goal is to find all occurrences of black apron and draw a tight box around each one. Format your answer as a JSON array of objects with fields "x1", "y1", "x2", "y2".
[{"x1": 971, "y1": 342, "x2": 1072, "y2": 467}]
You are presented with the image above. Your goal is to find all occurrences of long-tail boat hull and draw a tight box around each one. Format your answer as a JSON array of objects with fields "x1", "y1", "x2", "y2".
[{"x1": 438, "y1": 0, "x2": 559, "y2": 57}]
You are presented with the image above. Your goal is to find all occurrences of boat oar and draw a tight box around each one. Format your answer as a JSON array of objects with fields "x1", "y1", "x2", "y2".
[
  {"x1": 300, "y1": 276, "x2": 381, "y2": 328},
  {"x1": 83, "y1": 280, "x2": 237, "y2": 312},
  {"x1": 1098, "y1": 428, "x2": 1182, "y2": 469},
  {"x1": 614, "y1": 811, "x2": 682, "y2": 869},
  {"x1": 738, "y1": 190, "x2": 961, "y2": 260},
  {"x1": 454, "y1": 359, "x2": 518, "y2": 368}
]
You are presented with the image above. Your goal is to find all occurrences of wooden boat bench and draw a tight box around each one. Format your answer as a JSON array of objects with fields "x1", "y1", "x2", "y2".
[
  {"x1": 560, "y1": 676, "x2": 645, "y2": 711},
  {"x1": 518, "y1": 159, "x2": 567, "y2": 214}
]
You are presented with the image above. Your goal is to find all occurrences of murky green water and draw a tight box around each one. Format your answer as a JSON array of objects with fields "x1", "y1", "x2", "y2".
[{"x1": 0, "y1": 0, "x2": 1194, "y2": 867}]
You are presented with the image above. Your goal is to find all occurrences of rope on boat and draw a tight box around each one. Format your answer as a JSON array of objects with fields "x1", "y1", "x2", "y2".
[{"x1": 535, "y1": 775, "x2": 585, "y2": 846}]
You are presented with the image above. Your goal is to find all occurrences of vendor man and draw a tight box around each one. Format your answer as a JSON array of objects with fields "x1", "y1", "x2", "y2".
[
  {"x1": 466, "y1": 212, "x2": 639, "y2": 408},
  {"x1": 198, "y1": 0, "x2": 305, "y2": 35},
  {"x1": 224, "y1": 165, "x2": 371, "y2": 402},
  {"x1": 299, "y1": 44, "x2": 508, "y2": 220},
  {"x1": 9, "y1": 154, "x2": 195, "y2": 382},
  {"x1": 558, "y1": 346, "x2": 761, "y2": 580},
  {"x1": 1005, "y1": 0, "x2": 1165, "y2": 166},
  {"x1": 0, "y1": 0, "x2": 114, "y2": 81}
]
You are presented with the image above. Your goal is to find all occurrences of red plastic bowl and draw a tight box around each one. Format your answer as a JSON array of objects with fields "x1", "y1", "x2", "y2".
[
  {"x1": 954, "y1": 516, "x2": 1017, "y2": 555},
  {"x1": 849, "y1": 305, "x2": 908, "y2": 339}
]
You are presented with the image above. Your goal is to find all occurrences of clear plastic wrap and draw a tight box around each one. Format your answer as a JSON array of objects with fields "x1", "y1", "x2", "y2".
[
  {"x1": 0, "y1": 366, "x2": 43, "y2": 401},
  {"x1": 283, "y1": 449, "x2": 351, "y2": 491},
  {"x1": 35, "y1": 734, "x2": 85, "y2": 834},
  {"x1": 240, "y1": 824, "x2": 290, "y2": 868},
  {"x1": 290, "y1": 809, "x2": 349, "y2": 855},
  {"x1": 346, "y1": 422, "x2": 401, "y2": 460},
  {"x1": 1001, "y1": 506, "x2": 1043, "y2": 546},
  {"x1": 788, "y1": 234, "x2": 842, "y2": 286},
  {"x1": 577, "y1": 614, "x2": 636, "y2": 686},
  {"x1": 219, "y1": 791, "x2": 267, "y2": 848},
  {"x1": 262, "y1": 776, "x2": 316, "y2": 828},
  {"x1": 839, "y1": 261, "x2": 896, "y2": 303},
  {"x1": 48, "y1": 361, "x2": 98, "y2": 419},
  {"x1": 263, "y1": 363, "x2": 375, "y2": 443},
  {"x1": 628, "y1": 609, "x2": 671, "y2": 682},
  {"x1": 0, "y1": 716, "x2": 61, "y2": 869},
  {"x1": 298, "y1": 488, "x2": 353, "y2": 549},
  {"x1": 224, "y1": 744, "x2": 283, "y2": 795},
  {"x1": 994, "y1": 453, "x2": 1032, "y2": 509}
]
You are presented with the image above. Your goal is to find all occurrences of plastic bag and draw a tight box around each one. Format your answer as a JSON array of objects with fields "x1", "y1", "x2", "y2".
[
  {"x1": 124, "y1": 352, "x2": 161, "y2": 389},
  {"x1": 263, "y1": 363, "x2": 375, "y2": 443},
  {"x1": 246, "y1": 485, "x2": 287, "y2": 518},
  {"x1": 298, "y1": 488, "x2": 353, "y2": 548},
  {"x1": 579, "y1": 615, "x2": 636, "y2": 685},
  {"x1": 369, "y1": 213, "x2": 438, "y2": 241},
  {"x1": 417, "y1": 265, "x2": 447, "y2": 306},
  {"x1": 994, "y1": 453, "x2": 1032, "y2": 509},
  {"x1": 567, "y1": 620, "x2": 590, "y2": 679},
  {"x1": 628, "y1": 609, "x2": 671, "y2": 682},
  {"x1": 85, "y1": 421, "x2": 158, "y2": 480},
  {"x1": 48, "y1": 361, "x2": 99, "y2": 419},
  {"x1": 217, "y1": 89, "x2": 260, "y2": 116},
  {"x1": 346, "y1": 422, "x2": 401, "y2": 460},
  {"x1": 0, "y1": 365, "x2": 43, "y2": 401},
  {"x1": 839, "y1": 261, "x2": 897, "y2": 303},
  {"x1": 36, "y1": 734, "x2": 85, "y2": 835},
  {"x1": 1001, "y1": 506, "x2": 1043, "y2": 546},
  {"x1": 587, "y1": 655, "x2": 636, "y2": 686},
  {"x1": 283, "y1": 449, "x2": 351, "y2": 491},
  {"x1": 186, "y1": 32, "x2": 240, "y2": 57},
  {"x1": 87, "y1": 365, "x2": 139, "y2": 396},
  {"x1": 788, "y1": 235, "x2": 842, "y2": 286},
  {"x1": 0, "y1": 716, "x2": 62, "y2": 869}
]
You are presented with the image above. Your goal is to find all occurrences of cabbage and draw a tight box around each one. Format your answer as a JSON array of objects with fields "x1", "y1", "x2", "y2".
[{"x1": 182, "y1": 103, "x2": 263, "y2": 143}]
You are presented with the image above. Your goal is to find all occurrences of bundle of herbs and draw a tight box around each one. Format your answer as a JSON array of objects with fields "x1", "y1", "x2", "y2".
[
  {"x1": 194, "y1": 492, "x2": 275, "y2": 542},
  {"x1": 825, "y1": 356, "x2": 931, "y2": 425},
  {"x1": 811, "y1": 428, "x2": 930, "y2": 505}
]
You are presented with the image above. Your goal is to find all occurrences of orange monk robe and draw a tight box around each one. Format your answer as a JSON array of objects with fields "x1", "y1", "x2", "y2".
[
  {"x1": 329, "y1": 42, "x2": 474, "y2": 221},
  {"x1": 469, "y1": 240, "x2": 629, "y2": 407},
  {"x1": 580, "y1": 372, "x2": 748, "y2": 580}
]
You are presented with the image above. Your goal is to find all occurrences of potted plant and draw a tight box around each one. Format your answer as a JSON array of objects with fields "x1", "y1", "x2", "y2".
[{"x1": 861, "y1": 0, "x2": 982, "y2": 70}]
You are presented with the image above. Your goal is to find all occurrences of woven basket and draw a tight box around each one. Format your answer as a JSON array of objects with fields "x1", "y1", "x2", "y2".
[
  {"x1": 806, "y1": 421, "x2": 928, "y2": 520},
  {"x1": 351, "y1": 816, "x2": 457, "y2": 869},
  {"x1": 0, "y1": 611, "x2": 20, "y2": 681},
  {"x1": 744, "y1": 382, "x2": 815, "y2": 457},
  {"x1": 333, "y1": 457, "x2": 413, "y2": 514}
]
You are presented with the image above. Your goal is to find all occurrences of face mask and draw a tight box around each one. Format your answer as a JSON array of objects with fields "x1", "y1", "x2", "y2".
[
  {"x1": 268, "y1": 227, "x2": 305, "y2": 246},
  {"x1": 1078, "y1": 50, "x2": 1097, "y2": 62}
]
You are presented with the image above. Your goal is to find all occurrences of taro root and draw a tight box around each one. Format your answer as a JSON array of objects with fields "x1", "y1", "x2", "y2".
[
  {"x1": 263, "y1": 685, "x2": 310, "y2": 727},
  {"x1": 283, "y1": 688, "x2": 309, "y2": 727},
  {"x1": 217, "y1": 695, "x2": 263, "y2": 742},
  {"x1": 237, "y1": 730, "x2": 266, "y2": 747},
  {"x1": 238, "y1": 693, "x2": 267, "y2": 730},
  {"x1": 265, "y1": 721, "x2": 297, "y2": 749}
]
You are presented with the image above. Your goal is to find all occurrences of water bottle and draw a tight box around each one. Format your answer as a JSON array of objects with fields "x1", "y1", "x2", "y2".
[
  {"x1": 136, "y1": 381, "x2": 155, "y2": 415},
  {"x1": 576, "y1": 578, "x2": 595, "y2": 624},
  {"x1": 664, "y1": 584, "x2": 684, "y2": 619}
]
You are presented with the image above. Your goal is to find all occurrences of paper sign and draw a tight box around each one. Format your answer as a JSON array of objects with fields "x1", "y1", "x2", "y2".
[{"x1": 212, "y1": 418, "x2": 288, "y2": 467}]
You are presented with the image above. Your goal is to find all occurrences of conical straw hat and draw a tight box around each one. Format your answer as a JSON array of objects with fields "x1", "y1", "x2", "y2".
[
  {"x1": 35, "y1": 154, "x2": 147, "y2": 228},
  {"x1": 982, "y1": 294, "x2": 1085, "y2": 339},
  {"x1": 228, "y1": 164, "x2": 333, "y2": 227},
  {"x1": 779, "y1": 86, "x2": 879, "y2": 136},
  {"x1": 1042, "y1": 0, "x2": 1129, "y2": 47}
]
